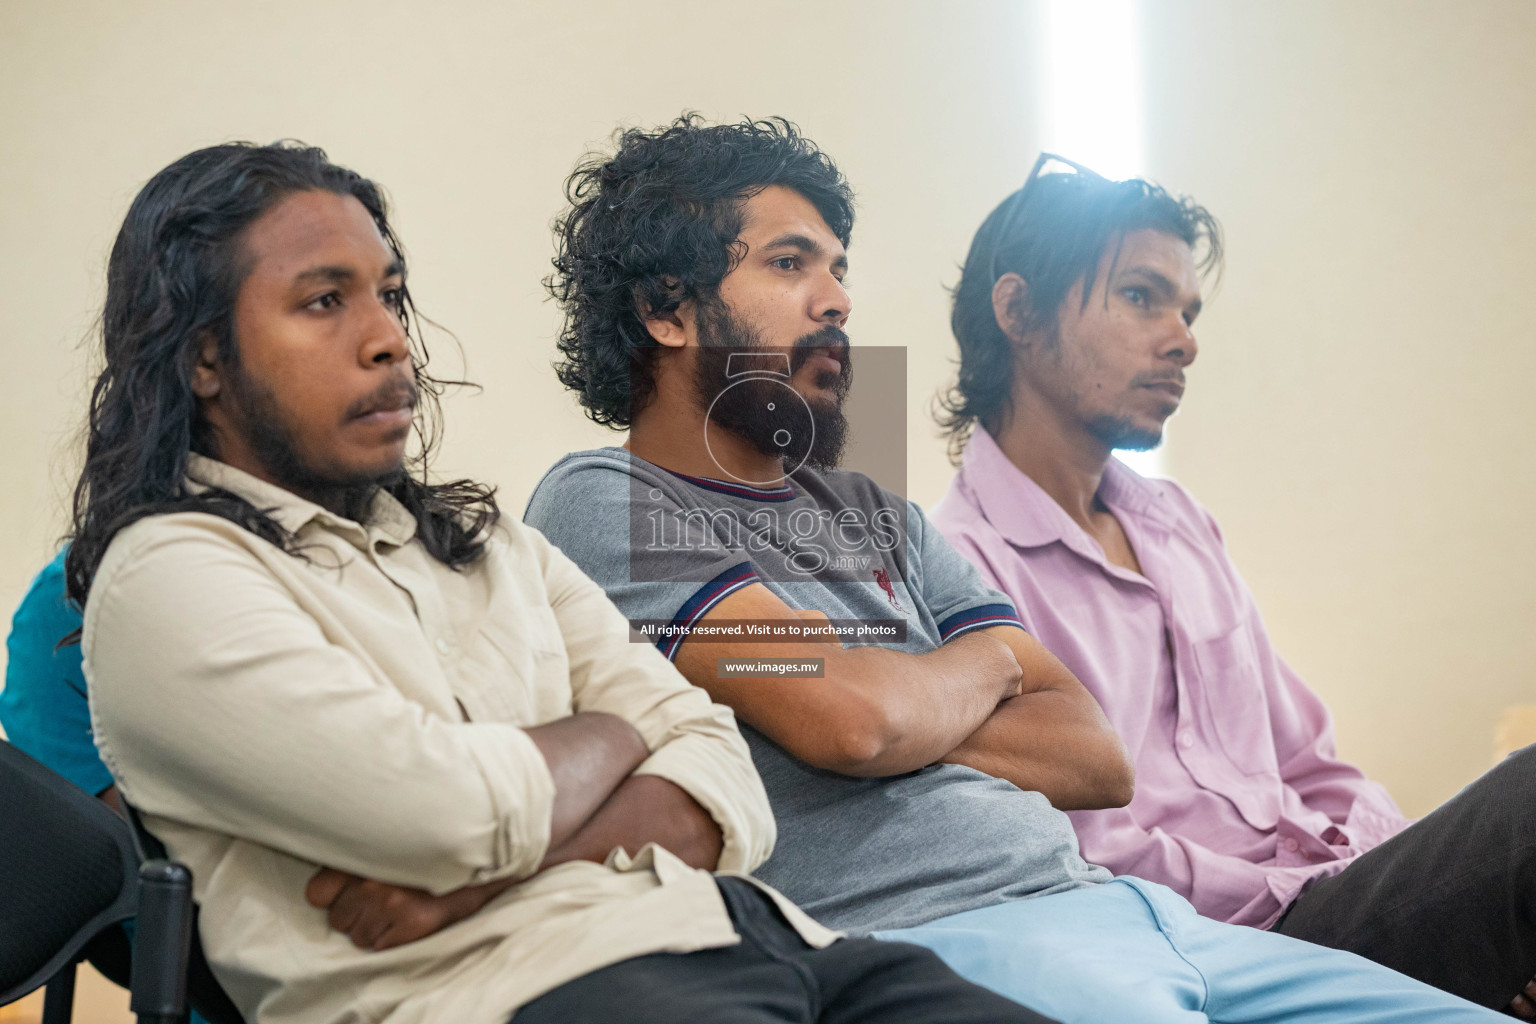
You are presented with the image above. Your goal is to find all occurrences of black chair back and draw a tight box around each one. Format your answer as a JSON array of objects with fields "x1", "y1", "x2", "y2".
[
  {"x1": 0, "y1": 740, "x2": 245, "y2": 1024},
  {"x1": 0, "y1": 739, "x2": 138, "y2": 1015}
]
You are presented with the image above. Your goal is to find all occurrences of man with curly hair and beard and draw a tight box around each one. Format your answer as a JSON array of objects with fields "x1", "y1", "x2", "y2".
[
  {"x1": 525, "y1": 114, "x2": 1509, "y2": 1024},
  {"x1": 65, "y1": 140, "x2": 1061, "y2": 1024}
]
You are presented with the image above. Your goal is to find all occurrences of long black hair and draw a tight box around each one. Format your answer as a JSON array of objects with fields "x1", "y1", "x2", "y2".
[
  {"x1": 65, "y1": 141, "x2": 498, "y2": 611},
  {"x1": 938, "y1": 170, "x2": 1223, "y2": 462},
  {"x1": 546, "y1": 114, "x2": 855, "y2": 427}
]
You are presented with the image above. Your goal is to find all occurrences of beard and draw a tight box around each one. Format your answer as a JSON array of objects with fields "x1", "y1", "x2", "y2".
[
  {"x1": 1082, "y1": 367, "x2": 1185, "y2": 452},
  {"x1": 220, "y1": 360, "x2": 409, "y2": 521},
  {"x1": 690, "y1": 298, "x2": 853, "y2": 473},
  {"x1": 1085, "y1": 414, "x2": 1164, "y2": 453},
  {"x1": 1027, "y1": 326, "x2": 1172, "y2": 454}
]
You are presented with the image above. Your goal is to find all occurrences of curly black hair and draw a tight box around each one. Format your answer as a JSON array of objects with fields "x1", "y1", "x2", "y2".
[
  {"x1": 937, "y1": 169, "x2": 1223, "y2": 463},
  {"x1": 65, "y1": 141, "x2": 498, "y2": 612},
  {"x1": 546, "y1": 114, "x2": 855, "y2": 427}
]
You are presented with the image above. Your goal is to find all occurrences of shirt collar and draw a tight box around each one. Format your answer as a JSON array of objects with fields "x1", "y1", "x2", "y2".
[
  {"x1": 959, "y1": 427, "x2": 1177, "y2": 551},
  {"x1": 1099, "y1": 455, "x2": 1177, "y2": 532},
  {"x1": 185, "y1": 453, "x2": 418, "y2": 547}
]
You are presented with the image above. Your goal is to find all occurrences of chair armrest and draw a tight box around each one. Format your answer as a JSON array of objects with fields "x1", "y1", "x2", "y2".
[{"x1": 130, "y1": 860, "x2": 192, "y2": 1024}]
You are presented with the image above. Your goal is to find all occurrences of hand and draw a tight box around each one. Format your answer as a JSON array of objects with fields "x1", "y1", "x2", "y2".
[
  {"x1": 1510, "y1": 976, "x2": 1536, "y2": 1018},
  {"x1": 304, "y1": 868, "x2": 499, "y2": 951},
  {"x1": 947, "y1": 629, "x2": 1025, "y2": 700}
]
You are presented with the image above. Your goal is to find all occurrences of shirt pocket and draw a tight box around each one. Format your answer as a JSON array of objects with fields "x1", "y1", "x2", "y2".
[
  {"x1": 1192, "y1": 624, "x2": 1280, "y2": 778},
  {"x1": 466, "y1": 601, "x2": 570, "y2": 722}
]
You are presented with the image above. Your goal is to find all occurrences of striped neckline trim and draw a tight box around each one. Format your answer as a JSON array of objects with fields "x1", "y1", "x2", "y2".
[{"x1": 663, "y1": 468, "x2": 797, "y2": 502}]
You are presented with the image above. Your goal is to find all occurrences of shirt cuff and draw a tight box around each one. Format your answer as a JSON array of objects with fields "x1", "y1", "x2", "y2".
[
  {"x1": 459, "y1": 723, "x2": 558, "y2": 885},
  {"x1": 631, "y1": 733, "x2": 775, "y2": 875},
  {"x1": 1343, "y1": 798, "x2": 1415, "y2": 851},
  {"x1": 657, "y1": 562, "x2": 759, "y2": 661},
  {"x1": 937, "y1": 603, "x2": 1025, "y2": 642}
]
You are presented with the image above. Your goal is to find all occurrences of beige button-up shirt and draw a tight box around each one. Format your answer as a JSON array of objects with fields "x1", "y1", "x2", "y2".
[{"x1": 84, "y1": 455, "x2": 837, "y2": 1024}]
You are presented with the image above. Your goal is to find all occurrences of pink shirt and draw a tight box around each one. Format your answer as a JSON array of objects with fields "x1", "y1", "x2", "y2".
[{"x1": 931, "y1": 429, "x2": 1410, "y2": 928}]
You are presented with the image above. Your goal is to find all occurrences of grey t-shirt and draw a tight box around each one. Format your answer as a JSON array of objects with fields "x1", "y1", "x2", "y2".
[{"x1": 524, "y1": 447, "x2": 1109, "y2": 932}]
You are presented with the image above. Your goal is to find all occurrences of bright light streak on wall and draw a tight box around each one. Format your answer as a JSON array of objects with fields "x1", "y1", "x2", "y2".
[
  {"x1": 1039, "y1": 0, "x2": 1143, "y2": 180},
  {"x1": 1039, "y1": 0, "x2": 1164, "y2": 477}
]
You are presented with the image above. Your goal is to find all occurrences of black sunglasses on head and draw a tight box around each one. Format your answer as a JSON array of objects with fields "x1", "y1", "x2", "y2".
[{"x1": 987, "y1": 152, "x2": 1106, "y2": 284}]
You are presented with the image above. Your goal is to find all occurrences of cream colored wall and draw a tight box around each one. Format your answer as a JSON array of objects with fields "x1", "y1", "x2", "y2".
[
  {"x1": 0, "y1": 0, "x2": 1035, "y2": 631},
  {"x1": 1, "y1": 0, "x2": 1532, "y2": 820},
  {"x1": 1139, "y1": 0, "x2": 1536, "y2": 815}
]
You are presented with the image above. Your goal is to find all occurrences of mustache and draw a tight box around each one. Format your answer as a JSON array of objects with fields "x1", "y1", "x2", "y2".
[
  {"x1": 790, "y1": 326, "x2": 852, "y2": 374},
  {"x1": 345, "y1": 374, "x2": 420, "y2": 419},
  {"x1": 1131, "y1": 370, "x2": 1186, "y2": 389}
]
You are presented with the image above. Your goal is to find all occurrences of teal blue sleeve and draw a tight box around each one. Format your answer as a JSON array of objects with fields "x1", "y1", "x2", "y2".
[
  {"x1": 5, "y1": 551, "x2": 213, "y2": 1023},
  {"x1": 1, "y1": 548, "x2": 113, "y2": 796}
]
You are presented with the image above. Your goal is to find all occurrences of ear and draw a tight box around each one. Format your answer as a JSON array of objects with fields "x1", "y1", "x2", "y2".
[
  {"x1": 638, "y1": 278, "x2": 691, "y2": 349},
  {"x1": 190, "y1": 333, "x2": 222, "y2": 399},
  {"x1": 991, "y1": 273, "x2": 1032, "y2": 345}
]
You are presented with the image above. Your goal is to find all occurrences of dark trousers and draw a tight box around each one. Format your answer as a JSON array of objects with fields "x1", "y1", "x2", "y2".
[
  {"x1": 513, "y1": 878, "x2": 1059, "y2": 1023},
  {"x1": 1276, "y1": 743, "x2": 1536, "y2": 1009}
]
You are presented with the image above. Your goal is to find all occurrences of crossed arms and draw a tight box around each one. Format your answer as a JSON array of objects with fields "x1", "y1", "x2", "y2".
[
  {"x1": 86, "y1": 518, "x2": 769, "y2": 949},
  {"x1": 307, "y1": 575, "x2": 1135, "y2": 947},
  {"x1": 674, "y1": 582, "x2": 1135, "y2": 810},
  {"x1": 306, "y1": 713, "x2": 726, "y2": 949},
  {"x1": 88, "y1": 508, "x2": 1127, "y2": 953}
]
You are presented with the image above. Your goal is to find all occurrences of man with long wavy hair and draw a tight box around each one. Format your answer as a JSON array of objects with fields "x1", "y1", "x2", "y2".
[
  {"x1": 66, "y1": 141, "x2": 1056, "y2": 1024},
  {"x1": 929, "y1": 156, "x2": 1536, "y2": 1015}
]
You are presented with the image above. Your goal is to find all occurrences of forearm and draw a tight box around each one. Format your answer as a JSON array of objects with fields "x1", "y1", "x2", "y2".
[
  {"x1": 819, "y1": 636, "x2": 1020, "y2": 775},
  {"x1": 941, "y1": 625, "x2": 1133, "y2": 809},
  {"x1": 943, "y1": 689, "x2": 1134, "y2": 809},
  {"x1": 524, "y1": 712, "x2": 650, "y2": 849},
  {"x1": 538, "y1": 774, "x2": 724, "y2": 872},
  {"x1": 1267, "y1": 660, "x2": 1406, "y2": 828},
  {"x1": 675, "y1": 586, "x2": 1019, "y2": 779},
  {"x1": 389, "y1": 783, "x2": 708, "y2": 921},
  {"x1": 306, "y1": 764, "x2": 730, "y2": 951}
]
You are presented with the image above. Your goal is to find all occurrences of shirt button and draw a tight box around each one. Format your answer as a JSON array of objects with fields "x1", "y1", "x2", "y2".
[
  {"x1": 1178, "y1": 732, "x2": 1194, "y2": 749},
  {"x1": 1282, "y1": 837, "x2": 1300, "y2": 853},
  {"x1": 435, "y1": 638, "x2": 450, "y2": 655}
]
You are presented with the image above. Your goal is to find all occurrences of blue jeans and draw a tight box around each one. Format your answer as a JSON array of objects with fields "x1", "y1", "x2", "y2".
[{"x1": 875, "y1": 878, "x2": 1501, "y2": 1023}]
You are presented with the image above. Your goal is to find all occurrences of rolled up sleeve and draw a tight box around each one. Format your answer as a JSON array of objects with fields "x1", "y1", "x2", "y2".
[
  {"x1": 535, "y1": 534, "x2": 776, "y2": 873},
  {"x1": 85, "y1": 517, "x2": 555, "y2": 895},
  {"x1": 1204, "y1": 507, "x2": 1412, "y2": 846},
  {"x1": 1068, "y1": 804, "x2": 1312, "y2": 927}
]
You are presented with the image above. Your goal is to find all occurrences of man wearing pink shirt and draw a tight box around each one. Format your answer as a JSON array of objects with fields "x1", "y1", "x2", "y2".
[{"x1": 930, "y1": 154, "x2": 1536, "y2": 1016}]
